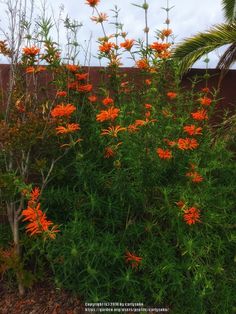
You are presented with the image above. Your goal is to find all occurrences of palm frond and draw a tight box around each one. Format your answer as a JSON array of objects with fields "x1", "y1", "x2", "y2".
[
  {"x1": 173, "y1": 22, "x2": 236, "y2": 75},
  {"x1": 217, "y1": 42, "x2": 236, "y2": 85},
  {"x1": 222, "y1": 0, "x2": 236, "y2": 22}
]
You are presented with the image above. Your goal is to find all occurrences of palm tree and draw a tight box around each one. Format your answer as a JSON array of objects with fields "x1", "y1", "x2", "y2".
[{"x1": 173, "y1": 0, "x2": 236, "y2": 78}]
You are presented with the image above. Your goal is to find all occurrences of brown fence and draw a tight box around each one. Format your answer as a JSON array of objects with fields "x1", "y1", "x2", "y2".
[{"x1": 0, "y1": 65, "x2": 235, "y2": 119}]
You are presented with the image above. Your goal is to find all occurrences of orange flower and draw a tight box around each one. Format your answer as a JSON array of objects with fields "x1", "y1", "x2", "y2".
[
  {"x1": 91, "y1": 12, "x2": 108, "y2": 23},
  {"x1": 145, "y1": 79, "x2": 151, "y2": 86},
  {"x1": 22, "y1": 187, "x2": 59, "y2": 238},
  {"x1": 177, "y1": 138, "x2": 199, "y2": 150},
  {"x1": 176, "y1": 200, "x2": 186, "y2": 209},
  {"x1": 25, "y1": 66, "x2": 46, "y2": 73},
  {"x1": 102, "y1": 97, "x2": 114, "y2": 106},
  {"x1": 186, "y1": 171, "x2": 203, "y2": 183},
  {"x1": 66, "y1": 64, "x2": 79, "y2": 72},
  {"x1": 191, "y1": 109, "x2": 208, "y2": 121},
  {"x1": 183, "y1": 125, "x2": 202, "y2": 136},
  {"x1": 22, "y1": 46, "x2": 40, "y2": 56},
  {"x1": 161, "y1": 29, "x2": 173, "y2": 37},
  {"x1": 120, "y1": 39, "x2": 135, "y2": 50},
  {"x1": 145, "y1": 111, "x2": 151, "y2": 118},
  {"x1": 156, "y1": 148, "x2": 172, "y2": 159},
  {"x1": 150, "y1": 42, "x2": 170, "y2": 52},
  {"x1": 163, "y1": 139, "x2": 176, "y2": 147},
  {"x1": 77, "y1": 84, "x2": 93, "y2": 92},
  {"x1": 88, "y1": 95, "x2": 97, "y2": 102},
  {"x1": 136, "y1": 59, "x2": 149, "y2": 69},
  {"x1": 56, "y1": 123, "x2": 80, "y2": 134},
  {"x1": 75, "y1": 73, "x2": 89, "y2": 80},
  {"x1": 134, "y1": 119, "x2": 147, "y2": 127},
  {"x1": 145, "y1": 103, "x2": 152, "y2": 109},
  {"x1": 159, "y1": 50, "x2": 171, "y2": 59},
  {"x1": 199, "y1": 96, "x2": 212, "y2": 106},
  {"x1": 104, "y1": 146, "x2": 115, "y2": 158},
  {"x1": 30, "y1": 187, "x2": 40, "y2": 202},
  {"x1": 22, "y1": 202, "x2": 59, "y2": 237},
  {"x1": 183, "y1": 207, "x2": 201, "y2": 225},
  {"x1": 202, "y1": 87, "x2": 210, "y2": 93},
  {"x1": 101, "y1": 125, "x2": 126, "y2": 137},
  {"x1": 85, "y1": 0, "x2": 100, "y2": 7},
  {"x1": 167, "y1": 92, "x2": 177, "y2": 99},
  {"x1": 96, "y1": 107, "x2": 120, "y2": 122},
  {"x1": 25, "y1": 66, "x2": 35, "y2": 73},
  {"x1": 127, "y1": 124, "x2": 138, "y2": 133},
  {"x1": 56, "y1": 91, "x2": 67, "y2": 97},
  {"x1": 51, "y1": 104, "x2": 76, "y2": 118},
  {"x1": 125, "y1": 251, "x2": 142, "y2": 269},
  {"x1": 99, "y1": 42, "x2": 115, "y2": 53}
]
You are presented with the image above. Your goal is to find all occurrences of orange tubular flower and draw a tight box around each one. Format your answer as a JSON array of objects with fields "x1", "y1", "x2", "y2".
[
  {"x1": 136, "y1": 59, "x2": 149, "y2": 69},
  {"x1": 120, "y1": 39, "x2": 135, "y2": 50},
  {"x1": 134, "y1": 119, "x2": 147, "y2": 127},
  {"x1": 85, "y1": 0, "x2": 100, "y2": 7},
  {"x1": 101, "y1": 125, "x2": 126, "y2": 137},
  {"x1": 91, "y1": 13, "x2": 108, "y2": 23},
  {"x1": 145, "y1": 79, "x2": 152, "y2": 86},
  {"x1": 25, "y1": 66, "x2": 46, "y2": 73},
  {"x1": 183, "y1": 125, "x2": 202, "y2": 136},
  {"x1": 176, "y1": 200, "x2": 186, "y2": 209},
  {"x1": 127, "y1": 124, "x2": 138, "y2": 133},
  {"x1": 104, "y1": 146, "x2": 115, "y2": 158},
  {"x1": 56, "y1": 91, "x2": 67, "y2": 97},
  {"x1": 150, "y1": 42, "x2": 170, "y2": 52},
  {"x1": 156, "y1": 148, "x2": 172, "y2": 159},
  {"x1": 99, "y1": 42, "x2": 115, "y2": 54},
  {"x1": 27, "y1": 186, "x2": 41, "y2": 207},
  {"x1": 177, "y1": 138, "x2": 199, "y2": 150},
  {"x1": 22, "y1": 46, "x2": 40, "y2": 56},
  {"x1": 75, "y1": 73, "x2": 89, "y2": 80},
  {"x1": 96, "y1": 107, "x2": 120, "y2": 122},
  {"x1": 125, "y1": 251, "x2": 142, "y2": 269},
  {"x1": 66, "y1": 64, "x2": 79, "y2": 72},
  {"x1": 88, "y1": 95, "x2": 97, "y2": 102},
  {"x1": 22, "y1": 203, "x2": 53, "y2": 235},
  {"x1": 102, "y1": 97, "x2": 114, "y2": 106},
  {"x1": 77, "y1": 84, "x2": 93, "y2": 92},
  {"x1": 183, "y1": 207, "x2": 201, "y2": 225},
  {"x1": 186, "y1": 171, "x2": 203, "y2": 183},
  {"x1": 191, "y1": 109, "x2": 208, "y2": 121},
  {"x1": 161, "y1": 29, "x2": 173, "y2": 37},
  {"x1": 163, "y1": 139, "x2": 176, "y2": 147},
  {"x1": 51, "y1": 104, "x2": 76, "y2": 118},
  {"x1": 56, "y1": 123, "x2": 80, "y2": 134},
  {"x1": 167, "y1": 92, "x2": 177, "y2": 99},
  {"x1": 202, "y1": 87, "x2": 210, "y2": 93},
  {"x1": 22, "y1": 187, "x2": 59, "y2": 238},
  {"x1": 199, "y1": 96, "x2": 212, "y2": 106},
  {"x1": 145, "y1": 103, "x2": 152, "y2": 109}
]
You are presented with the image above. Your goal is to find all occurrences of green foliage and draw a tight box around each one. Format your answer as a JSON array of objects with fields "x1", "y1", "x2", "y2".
[
  {"x1": 0, "y1": 1, "x2": 235, "y2": 311},
  {"x1": 44, "y1": 61, "x2": 236, "y2": 312}
]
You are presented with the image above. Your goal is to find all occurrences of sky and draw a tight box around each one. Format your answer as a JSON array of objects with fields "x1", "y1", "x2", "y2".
[{"x1": 0, "y1": 0, "x2": 229, "y2": 68}]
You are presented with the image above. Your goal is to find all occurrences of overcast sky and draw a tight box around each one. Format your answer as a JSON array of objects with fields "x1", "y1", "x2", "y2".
[{"x1": 0, "y1": 0, "x2": 229, "y2": 68}]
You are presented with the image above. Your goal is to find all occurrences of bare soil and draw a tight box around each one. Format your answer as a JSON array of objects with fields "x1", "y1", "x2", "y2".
[{"x1": 0, "y1": 280, "x2": 85, "y2": 314}]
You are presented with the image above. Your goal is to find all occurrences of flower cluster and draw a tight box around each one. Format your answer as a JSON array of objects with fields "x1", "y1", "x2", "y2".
[{"x1": 21, "y1": 187, "x2": 59, "y2": 239}]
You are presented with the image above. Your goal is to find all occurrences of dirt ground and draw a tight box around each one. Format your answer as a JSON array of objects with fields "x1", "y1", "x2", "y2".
[{"x1": 0, "y1": 281, "x2": 85, "y2": 314}]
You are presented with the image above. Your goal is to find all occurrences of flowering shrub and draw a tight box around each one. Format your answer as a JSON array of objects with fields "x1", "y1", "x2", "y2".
[{"x1": 0, "y1": 0, "x2": 235, "y2": 312}]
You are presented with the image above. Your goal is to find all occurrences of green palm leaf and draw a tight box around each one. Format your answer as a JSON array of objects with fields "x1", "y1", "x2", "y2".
[
  {"x1": 173, "y1": 22, "x2": 236, "y2": 75},
  {"x1": 222, "y1": 0, "x2": 236, "y2": 22}
]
